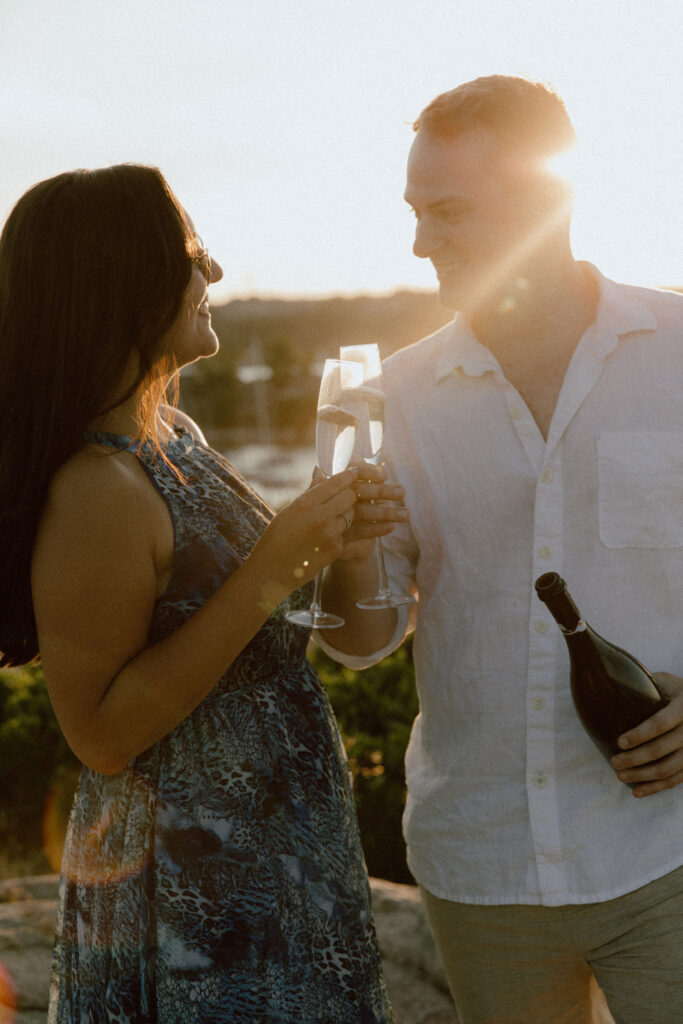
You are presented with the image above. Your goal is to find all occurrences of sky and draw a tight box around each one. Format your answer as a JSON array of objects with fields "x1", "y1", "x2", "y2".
[{"x1": 0, "y1": 0, "x2": 681, "y2": 302}]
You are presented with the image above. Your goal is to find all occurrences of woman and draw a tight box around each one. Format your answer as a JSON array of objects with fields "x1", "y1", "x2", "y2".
[{"x1": 0, "y1": 164, "x2": 396, "y2": 1022}]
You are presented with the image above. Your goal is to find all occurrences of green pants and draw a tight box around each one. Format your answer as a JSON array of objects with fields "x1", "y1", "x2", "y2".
[{"x1": 421, "y1": 863, "x2": 683, "y2": 1024}]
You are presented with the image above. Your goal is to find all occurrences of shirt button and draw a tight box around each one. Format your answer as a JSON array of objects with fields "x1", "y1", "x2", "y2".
[
  {"x1": 510, "y1": 406, "x2": 523, "y2": 420},
  {"x1": 534, "y1": 773, "x2": 547, "y2": 788},
  {"x1": 541, "y1": 468, "x2": 554, "y2": 483},
  {"x1": 538, "y1": 545, "x2": 552, "y2": 559},
  {"x1": 532, "y1": 698, "x2": 546, "y2": 710},
  {"x1": 535, "y1": 621, "x2": 549, "y2": 634}
]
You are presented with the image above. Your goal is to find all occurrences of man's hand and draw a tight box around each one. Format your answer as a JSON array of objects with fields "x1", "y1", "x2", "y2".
[
  {"x1": 311, "y1": 462, "x2": 409, "y2": 560},
  {"x1": 315, "y1": 462, "x2": 411, "y2": 656},
  {"x1": 611, "y1": 673, "x2": 683, "y2": 797},
  {"x1": 341, "y1": 462, "x2": 409, "y2": 558}
]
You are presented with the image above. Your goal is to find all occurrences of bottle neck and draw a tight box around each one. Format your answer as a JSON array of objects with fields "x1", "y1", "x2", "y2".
[
  {"x1": 539, "y1": 587, "x2": 582, "y2": 633},
  {"x1": 560, "y1": 619, "x2": 587, "y2": 637}
]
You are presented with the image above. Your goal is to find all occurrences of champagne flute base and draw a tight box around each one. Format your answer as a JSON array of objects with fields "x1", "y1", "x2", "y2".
[
  {"x1": 285, "y1": 609, "x2": 345, "y2": 629},
  {"x1": 356, "y1": 593, "x2": 415, "y2": 610}
]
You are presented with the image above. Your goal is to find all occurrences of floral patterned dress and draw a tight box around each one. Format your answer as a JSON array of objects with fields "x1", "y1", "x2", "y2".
[{"x1": 47, "y1": 426, "x2": 393, "y2": 1024}]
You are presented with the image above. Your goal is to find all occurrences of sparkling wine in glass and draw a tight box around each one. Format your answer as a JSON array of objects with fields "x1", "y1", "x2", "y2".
[
  {"x1": 340, "y1": 344, "x2": 415, "y2": 610},
  {"x1": 286, "y1": 359, "x2": 362, "y2": 629}
]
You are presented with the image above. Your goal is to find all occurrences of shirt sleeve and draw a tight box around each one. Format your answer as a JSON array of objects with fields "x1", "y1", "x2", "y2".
[{"x1": 313, "y1": 600, "x2": 412, "y2": 669}]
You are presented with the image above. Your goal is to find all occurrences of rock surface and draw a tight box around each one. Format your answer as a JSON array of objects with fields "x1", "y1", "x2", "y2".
[{"x1": 0, "y1": 875, "x2": 458, "y2": 1024}]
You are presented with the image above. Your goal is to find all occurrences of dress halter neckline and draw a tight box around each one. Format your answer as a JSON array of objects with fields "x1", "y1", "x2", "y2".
[
  {"x1": 83, "y1": 426, "x2": 189, "y2": 452},
  {"x1": 82, "y1": 429, "x2": 140, "y2": 451}
]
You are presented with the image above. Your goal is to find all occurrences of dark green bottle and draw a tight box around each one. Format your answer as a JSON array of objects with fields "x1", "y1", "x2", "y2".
[{"x1": 534, "y1": 573, "x2": 668, "y2": 771}]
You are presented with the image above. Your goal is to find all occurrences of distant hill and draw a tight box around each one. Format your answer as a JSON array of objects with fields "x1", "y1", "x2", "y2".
[
  {"x1": 208, "y1": 288, "x2": 452, "y2": 365},
  {"x1": 180, "y1": 290, "x2": 452, "y2": 440}
]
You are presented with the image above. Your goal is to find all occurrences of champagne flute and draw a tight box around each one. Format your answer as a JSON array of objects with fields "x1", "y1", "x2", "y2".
[
  {"x1": 340, "y1": 344, "x2": 415, "y2": 610},
  {"x1": 286, "y1": 358, "x2": 362, "y2": 629}
]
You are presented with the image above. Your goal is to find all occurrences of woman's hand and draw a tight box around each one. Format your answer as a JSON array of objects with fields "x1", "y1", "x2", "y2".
[
  {"x1": 249, "y1": 468, "x2": 360, "y2": 606},
  {"x1": 611, "y1": 673, "x2": 683, "y2": 797}
]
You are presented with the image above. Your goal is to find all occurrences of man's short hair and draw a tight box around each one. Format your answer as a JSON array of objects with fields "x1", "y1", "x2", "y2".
[{"x1": 413, "y1": 75, "x2": 576, "y2": 161}]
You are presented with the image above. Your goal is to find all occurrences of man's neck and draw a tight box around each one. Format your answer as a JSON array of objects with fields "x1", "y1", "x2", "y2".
[
  {"x1": 467, "y1": 258, "x2": 599, "y2": 441},
  {"x1": 469, "y1": 258, "x2": 598, "y2": 361}
]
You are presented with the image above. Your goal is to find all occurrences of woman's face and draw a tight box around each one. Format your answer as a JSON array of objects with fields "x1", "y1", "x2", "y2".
[{"x1": 164, "y1": 219, "x2": 224, "y2": 369}]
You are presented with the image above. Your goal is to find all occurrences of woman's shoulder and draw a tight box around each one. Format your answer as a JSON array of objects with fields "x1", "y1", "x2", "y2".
[
  {"x1": 33, "y1": 444, "x2": 170, "y2": 601},
  {"x1": 49, "y1": 444, "x2": 143, "y2": 510},
  {"x1": 41, "y1": 444, "x2": 165, "y2": 551}
]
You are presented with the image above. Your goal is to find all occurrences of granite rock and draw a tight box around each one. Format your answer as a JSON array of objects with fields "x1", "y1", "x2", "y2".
[{"x1": 0, "y1": 874, "x2": 459, "y2": 1024}]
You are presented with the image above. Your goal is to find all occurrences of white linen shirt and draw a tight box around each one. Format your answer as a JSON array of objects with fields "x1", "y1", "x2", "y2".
[{"x1": 318, "y1": 266, "x2": 683, "y2": 906}]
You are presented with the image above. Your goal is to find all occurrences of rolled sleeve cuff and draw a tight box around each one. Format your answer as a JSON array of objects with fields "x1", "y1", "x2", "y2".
[{"x1": 312, "y1": 601, "x2": 412, "y2": 669}]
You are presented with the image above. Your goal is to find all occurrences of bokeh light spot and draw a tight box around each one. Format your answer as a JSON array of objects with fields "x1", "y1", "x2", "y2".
[{"x1": 0, "y1": 961, "x2": 17, "y2": 1022}]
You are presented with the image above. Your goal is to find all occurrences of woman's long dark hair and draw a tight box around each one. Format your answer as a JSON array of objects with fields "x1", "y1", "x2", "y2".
[{"x1": 0, "y1": 164, "x2": 197, "y2": 666}]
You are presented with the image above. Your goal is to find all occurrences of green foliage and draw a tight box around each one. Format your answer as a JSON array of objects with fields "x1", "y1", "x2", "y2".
[
  {"x1": 310, "y1": 639, "x2": 418, "y2": 884},
  {"x1": 0, "y1": 666, "x2": 79, "y2": 872}
]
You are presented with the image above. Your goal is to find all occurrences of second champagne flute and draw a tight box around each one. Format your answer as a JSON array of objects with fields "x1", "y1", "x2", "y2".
[
  {"x1": 340, "y1": 344, "x2": 415, "y2": 610},
  {"x1": 285, "y1": 358, "x2": 362, "y2": 629}
]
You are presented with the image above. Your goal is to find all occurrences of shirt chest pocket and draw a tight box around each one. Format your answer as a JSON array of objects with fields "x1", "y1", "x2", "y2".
[{"x1": 598, "y1": 431, "x2": 683, "y2": 548}]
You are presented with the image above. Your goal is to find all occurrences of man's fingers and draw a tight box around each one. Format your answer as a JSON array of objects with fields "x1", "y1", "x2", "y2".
[
  {"x1": 354, "y1": 480, "x2": 405, "y2": 502},
  {"x1": 354, "y1": 462, "x2": 387, "y2": 483},
  {"x1": 617, "y1": 758, "x2": 683, "y2": 798},
  {"x1": 616, "y1": 694, "x2": 683, "y2": 753},
  {"x1": 354, "y1": 504, "x2": 409, "y2": 526},
  {"x1": 346, "y1": 521, "x2": 396, "y2": 541},
  {"x1": 613, "y1": 724, "x2": 683, "y2": 771}
]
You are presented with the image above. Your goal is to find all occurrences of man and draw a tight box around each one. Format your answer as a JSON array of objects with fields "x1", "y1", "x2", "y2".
[{"x1": 320, "y1": 76, "x2": 683, "y2": 1023}]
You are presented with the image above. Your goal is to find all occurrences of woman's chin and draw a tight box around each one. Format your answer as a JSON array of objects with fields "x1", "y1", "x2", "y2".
[{"x1": 177, "y1": 334, "x2": 219, "y2": 367}]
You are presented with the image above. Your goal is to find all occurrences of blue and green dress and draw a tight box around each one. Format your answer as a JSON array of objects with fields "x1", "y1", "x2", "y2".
[{"x1": 47, "y1": 426, "x2": 393, "y2": 1024}]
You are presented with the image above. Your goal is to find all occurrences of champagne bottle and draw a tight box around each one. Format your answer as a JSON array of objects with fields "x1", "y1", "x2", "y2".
[{"x1": 534, "y1": 572, "x2": 668, "y2": 772}]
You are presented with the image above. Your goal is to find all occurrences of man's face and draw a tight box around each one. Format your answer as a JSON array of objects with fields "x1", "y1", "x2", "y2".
[{"x1": 404, "y1": 125, "x2": 546, "y2": 313}]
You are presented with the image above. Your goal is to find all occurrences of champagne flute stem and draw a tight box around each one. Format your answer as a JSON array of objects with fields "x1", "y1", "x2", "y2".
[
  {"x1": 309, "y1": 570, "x2": 325, "y2": 619},
  {"x1": 373, "y1": 537, "x2": 392, "y2": 598}
]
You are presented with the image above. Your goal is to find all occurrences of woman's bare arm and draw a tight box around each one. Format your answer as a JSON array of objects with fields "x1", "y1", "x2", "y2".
[{"x1": 32, "y1": 451, "x2": 358, "y2": 774}]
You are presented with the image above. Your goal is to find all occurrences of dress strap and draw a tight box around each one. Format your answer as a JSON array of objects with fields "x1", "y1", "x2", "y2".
[{"x1": 82, "y1": 429, "x2": 140, "y2": 452}]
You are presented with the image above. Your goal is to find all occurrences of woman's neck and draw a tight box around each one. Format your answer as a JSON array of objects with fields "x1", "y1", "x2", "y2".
[
  {"x1": 86, "y1": 355, "x2": 174, "y2": 441},
  {"x1": 88, "y1": 400, "x2": 174, "y2": 442},
  {"x1": 88, "y1": 395, "x2": 140, "y2": 438}
]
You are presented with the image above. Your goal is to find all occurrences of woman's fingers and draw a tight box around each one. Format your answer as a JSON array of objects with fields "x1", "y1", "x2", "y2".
[
  {"x1": 272, "y1": 463, "x2": 408, "y2": 583},
  {"x1": 307, "y1": 467, "x2": 358, "y2": 500},
  {"x1": 322, "y1": 485, "x2": 359, "y2": 520}
]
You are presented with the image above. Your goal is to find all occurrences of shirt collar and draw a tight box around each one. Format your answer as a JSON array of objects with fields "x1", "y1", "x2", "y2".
[
  {"x1": 434, "y1": 263, "x2": 659, "y2": 382},
  {"x1": 434, "y1": 317, "x2": 499, "y2": 381},
  {"x1": 588, "y1": 264, "x2": 657, "y2": 358}
]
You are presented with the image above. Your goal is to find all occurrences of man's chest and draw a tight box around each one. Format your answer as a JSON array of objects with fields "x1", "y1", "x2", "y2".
[{"x1": 495, "y1": 344, "x2": 575, "y2": 441}]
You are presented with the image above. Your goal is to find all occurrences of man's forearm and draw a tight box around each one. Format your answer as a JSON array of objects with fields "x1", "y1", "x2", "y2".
[{"x1": 320, "y1": 551, "x2": 399, "y2": 655}]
